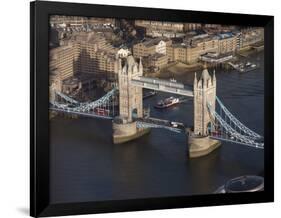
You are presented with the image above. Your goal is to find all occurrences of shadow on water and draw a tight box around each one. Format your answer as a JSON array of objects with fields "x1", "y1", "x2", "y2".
[{"x1": 188, "y1": 146, "x2": 223, "y2": 194}]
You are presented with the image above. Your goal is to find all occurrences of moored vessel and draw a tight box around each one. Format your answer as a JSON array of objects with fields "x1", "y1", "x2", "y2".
[{"x1": 154, "y1": 96, "x2": 180, "y2": 109}]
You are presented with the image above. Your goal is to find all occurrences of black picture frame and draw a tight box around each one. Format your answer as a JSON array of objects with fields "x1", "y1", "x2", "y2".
[{"x1": 30, "y1": 1, "x2": 274, "y2": 217}]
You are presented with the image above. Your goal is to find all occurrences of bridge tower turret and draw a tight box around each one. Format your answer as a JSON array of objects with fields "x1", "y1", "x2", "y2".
[{"x1": 193, "y1": 66, "x2": 216, "y2": 136}]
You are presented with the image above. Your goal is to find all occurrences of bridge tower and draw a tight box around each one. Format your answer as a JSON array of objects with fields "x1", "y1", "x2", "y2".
[
  {"x1": 188, "y1": 65, "x2": 220, "y2": 158},
  {"x1": 112, "y1": 55, "x2": 149, "y2": 144},
  {"x1": 193, "y1": 66, "x2": 216, "y2": 136},
  {"x1": 117, "y1": 55, "x2": 143, "y2": 121}
]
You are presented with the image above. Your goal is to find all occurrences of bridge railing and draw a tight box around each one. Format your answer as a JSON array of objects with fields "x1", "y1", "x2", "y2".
[{"x1": 134, "y1": 76, "x2": 185, "y2": 89}]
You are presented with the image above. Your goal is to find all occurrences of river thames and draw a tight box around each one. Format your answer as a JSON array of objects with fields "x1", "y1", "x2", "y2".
[{"x1": 50, "y1": 52, "x2": 264, "y2": 203}]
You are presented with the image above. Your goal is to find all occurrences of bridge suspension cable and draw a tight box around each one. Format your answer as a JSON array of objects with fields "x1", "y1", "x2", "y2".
[
  {"x1": 72, "y1": 88, "x2": 117, "y2": 112},
  {"x1": 216, "y1": 96, "x2": 261, "y2": 139},
  {"x1": 210, "y1": 108, "x2": 263, "y2": 148},
  {"x1": 207, "y1": 102, "x2": 264, "y2": 149},
  {"x1": 50, "y1": 88, "x2": 117, "y2": 119}
]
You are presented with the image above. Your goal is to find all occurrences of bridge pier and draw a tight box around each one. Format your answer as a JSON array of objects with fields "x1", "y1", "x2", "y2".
[
  {"x1": 188, "y1": 133, "x2": 221, "y2": 158},
  {"x1": 112, "y1": 118, "x2": 150, "y2": 144}
]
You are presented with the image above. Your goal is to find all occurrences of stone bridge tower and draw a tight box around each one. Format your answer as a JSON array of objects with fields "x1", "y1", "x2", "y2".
[
  {"x1": 112, "y1": 55, "x2": 149, "y2": 144},
  {"x1": 193, "y1": 66, "x2": 216, "y2": 136},
  {"x1": 116, "y1": 55, "x2": 143, "y2": 122},
  {"x1": 188, "y1": 66, "x2": 220, "y2": 158}
]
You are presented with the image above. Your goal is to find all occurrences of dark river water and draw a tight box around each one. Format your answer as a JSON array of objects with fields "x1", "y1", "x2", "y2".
[{"x1": 50, "y1": 52, "x2": 264, "y2": 204}]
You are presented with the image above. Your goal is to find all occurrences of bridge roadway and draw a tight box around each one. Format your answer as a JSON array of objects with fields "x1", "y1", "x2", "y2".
[
  {"x1": 135, "y1": 117, "x2": 185, "y2": 133},
  {"x1": 131, "y1": 76, "x2": 194, "y2": 97},
  {"x1": 210, "y1": 135, "x2": 264, "y2": 149}
]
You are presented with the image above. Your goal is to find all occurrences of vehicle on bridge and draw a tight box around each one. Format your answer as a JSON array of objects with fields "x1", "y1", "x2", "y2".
[
  {"x1": 211, "y1": 130, "x2": 221, "y2": 137},
  {"x1": 94, "y1": 108, "x2": 110, "y2": 116}
]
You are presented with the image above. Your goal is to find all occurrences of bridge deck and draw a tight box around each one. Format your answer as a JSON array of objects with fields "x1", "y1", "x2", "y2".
[
  {"x1": 210, "y1": 135, "x2": 264, "y2": 149},
  {"x1": 131, "y1": 76, "x2": 194, "y2": 97},
  {"x1": 135, "y1": 117, "x2": 185, "y2": 133}
]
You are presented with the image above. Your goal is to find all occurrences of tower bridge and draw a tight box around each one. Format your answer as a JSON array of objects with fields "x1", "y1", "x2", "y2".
[{"x1": 50, "y1": 55, "x2": 263, "y2": 158}]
